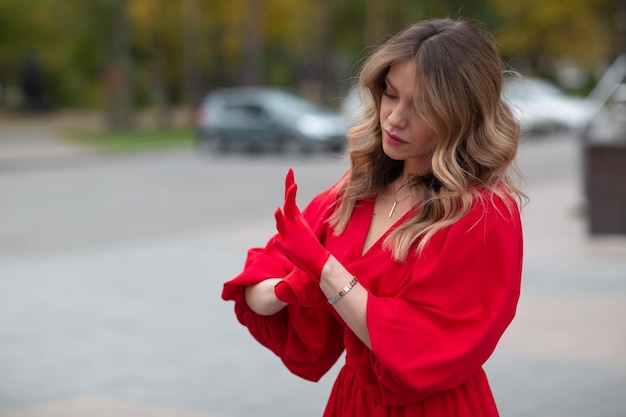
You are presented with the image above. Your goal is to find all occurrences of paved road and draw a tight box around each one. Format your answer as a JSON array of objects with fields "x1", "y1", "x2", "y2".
[{"x1": 0, "y1": 124, "x2": 625, "y2": 417}]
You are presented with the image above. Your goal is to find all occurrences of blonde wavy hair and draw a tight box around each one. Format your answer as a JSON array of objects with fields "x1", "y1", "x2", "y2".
[{"x1": 329, "y1": 18, "x2": 527, "y2": 261}]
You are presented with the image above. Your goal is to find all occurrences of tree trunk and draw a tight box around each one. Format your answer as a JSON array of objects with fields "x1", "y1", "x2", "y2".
[
  {"x1": 106, "y1": 0, "x2": 133, "y2": 130},
  {"x1": 149, "y1": 0, "x2": 171, "y2": 129},
  {"x1": 243, "y1": 0, "x2": 264, "y2": 86},
  {"x1": 182, "y1": 0, "x2": 202, "y2": 125},
  {"x1": 318, "y1": 0, "x2": 338, "y2": 107}
]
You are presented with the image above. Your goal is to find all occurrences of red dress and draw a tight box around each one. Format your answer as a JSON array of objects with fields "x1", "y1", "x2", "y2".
[{"x1": 222, "y1": 180, "x2": 523, "y2": 417}]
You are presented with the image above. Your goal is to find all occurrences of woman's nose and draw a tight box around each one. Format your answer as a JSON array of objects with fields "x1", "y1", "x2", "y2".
[{"x1": 387, "y1": 105, "x2": 407, "y2": 129}]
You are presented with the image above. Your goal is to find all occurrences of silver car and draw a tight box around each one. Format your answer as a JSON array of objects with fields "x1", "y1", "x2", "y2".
[
  {"x1": 195, "y1": 87, "x2": 347, "y2": 153},
  {"x1": 502, "y1": 77, "x2": 598, "y2": 134}
]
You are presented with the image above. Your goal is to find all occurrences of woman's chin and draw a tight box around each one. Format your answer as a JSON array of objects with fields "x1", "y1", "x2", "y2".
[{"x1": 382, "y1": 143, "x2": 404, "y2": 161}]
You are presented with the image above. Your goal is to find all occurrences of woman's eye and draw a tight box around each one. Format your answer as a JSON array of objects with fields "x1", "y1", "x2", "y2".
[{"x1": 383, "y1": 89, "x2": 398, "y2": 99}]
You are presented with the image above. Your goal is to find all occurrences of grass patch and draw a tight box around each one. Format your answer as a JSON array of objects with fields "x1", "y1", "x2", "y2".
[{"x1": 64, "y1": 128, "x2": 196, "y2": 153}]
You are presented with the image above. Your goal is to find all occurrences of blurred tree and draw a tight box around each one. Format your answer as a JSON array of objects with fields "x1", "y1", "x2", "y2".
[
  {"x1": 0, "y1": 0, "x2": 109, "y2": 110},
  {"x1": 364, "y1": 0, "x2": 386, "y2": 47},
  {"x1": 292, "y1": 0, "x2": 340, "y2": 105},
  {"x1": 128, "y1": 0, "x2": 182, "y2": 126},
  {"x1": 19, "y1": 52, "x2": 48, "y2": 112},
  {"x1": 618, "y1": 0, "x2": 626, "y2": 53},
  {"x1": 317, "y1": 0, "x2": 339, "y2": 105},
  {"x1": 146, "y1": 0, "x2": 172, "y2": 127},
  {"x1": 1, "y1": 0, "x2": 622, "y2": 113},
  {"x1": 182, "y1": 0, "x2": 203, "y2": 109},
  {"x1": 489, "y1": 0, "x2": 618, "y2": 82},
  {"x1": 0, "y1": 2, "x2": 30, "y2": 108},
  {"x1": 243, "y1": 0, "x2": 265, "y2": 86},
  {"x1": 107, "y1": 0, "x2": 134, "y2": 129}
]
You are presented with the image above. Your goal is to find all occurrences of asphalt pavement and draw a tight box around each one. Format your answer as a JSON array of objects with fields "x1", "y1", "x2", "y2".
[{"x1": 0, "y1": 118, "x2": 625, "y2": 417}]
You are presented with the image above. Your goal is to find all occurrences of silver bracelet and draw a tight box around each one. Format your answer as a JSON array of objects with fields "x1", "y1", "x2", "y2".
[{"x1": 327, "y1": 277, "x2": 358, "y2": 305}]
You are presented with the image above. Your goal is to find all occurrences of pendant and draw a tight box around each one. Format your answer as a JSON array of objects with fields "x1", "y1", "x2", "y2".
[{"x1": 388, "y1": 200, "x2": 398, "y2": 218}]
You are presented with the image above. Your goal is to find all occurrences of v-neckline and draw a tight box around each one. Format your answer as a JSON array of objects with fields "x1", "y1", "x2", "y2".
[{"x1": 358, "y1": 197, "x2": 416, "y2": 257}]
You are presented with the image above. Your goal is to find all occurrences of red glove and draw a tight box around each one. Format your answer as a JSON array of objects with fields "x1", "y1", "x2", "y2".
[
  {"x1": 274, "y1": 169, "x2": 331, "y2": 280},
  {"x1": 274, "y1": 267, "x2": 326, "y2": 306}
]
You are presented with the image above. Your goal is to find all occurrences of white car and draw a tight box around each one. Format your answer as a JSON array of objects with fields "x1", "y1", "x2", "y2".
[
  {"x1": 341, "y1": 86, "x2": 371, "y2": 129},
  {"x1": 503, "y1": 77, "x2": 599, "y2": 134}
]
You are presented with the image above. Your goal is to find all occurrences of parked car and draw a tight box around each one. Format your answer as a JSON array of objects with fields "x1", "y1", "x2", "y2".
[
  {"x1": 195, "y1": 87, "x2": 347, "y2": 153},
  {"x1": 502, "y1": 77, "x2": 598, "y2": 134}
]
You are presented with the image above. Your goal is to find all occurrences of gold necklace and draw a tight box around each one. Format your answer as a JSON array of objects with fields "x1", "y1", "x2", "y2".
[{"x1": 388, "y1": 182, "x2": 413, "y2": 218}]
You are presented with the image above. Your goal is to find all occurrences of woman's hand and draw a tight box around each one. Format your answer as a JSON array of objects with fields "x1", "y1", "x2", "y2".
[
  {"x1": 274, "y1": 267, "x2": 326, "y2": 306},
  {"x1": 274, "y1": 170, "x2": 371, "y2": 346},
  {"x1": 274, "y1": 169, "x2": 331, "y2": 279}
]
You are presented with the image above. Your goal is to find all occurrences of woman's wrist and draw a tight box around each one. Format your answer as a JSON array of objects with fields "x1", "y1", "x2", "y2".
[
  {"x1": 320, "y1": 255, "x2": 370, "y2": 346},
  {"x1": 244, "y1": 278, "x2": 287, "y2": 316},
  {"x1": 320, "y1": 256, "x2": 354, "y2": 298}
]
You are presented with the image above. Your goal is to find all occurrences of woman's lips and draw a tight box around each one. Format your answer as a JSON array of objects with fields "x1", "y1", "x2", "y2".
[{"x1": 384, "y1": 130, "x2": 407, "y2": 146}]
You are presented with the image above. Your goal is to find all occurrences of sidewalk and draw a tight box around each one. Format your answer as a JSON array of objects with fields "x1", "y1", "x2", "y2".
[
  {"x1": 0, "y1": 108, "x2": 192, "y2": 165},
  {"x1": 0, "y1": 113, "x2": 101, "y2": 165},
  {"x1": 492, "y1": 137, "x2": 626, "y2": 416}
]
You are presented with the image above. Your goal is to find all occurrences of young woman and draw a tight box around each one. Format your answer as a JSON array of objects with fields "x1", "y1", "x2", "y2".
[{"x1": 222, "y1": 18, "x2": 525, "y2": 417}]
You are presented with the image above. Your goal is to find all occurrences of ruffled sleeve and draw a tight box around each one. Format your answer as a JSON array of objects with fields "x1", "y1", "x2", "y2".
[
  {"x1": 366, "y1": 192, "x2": 523, "y2": 405},
  {"x1": 221, "y1": 183, "x2": 345, "y2": 381}
]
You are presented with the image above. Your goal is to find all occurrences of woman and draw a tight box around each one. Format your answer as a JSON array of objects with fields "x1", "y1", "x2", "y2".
[{"x1": 222, "y1": 17, "x2": 525, "y2": 416}]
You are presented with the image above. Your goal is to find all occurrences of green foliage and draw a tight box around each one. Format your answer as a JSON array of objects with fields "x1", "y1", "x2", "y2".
[
  {"x1": 0, "y1": 0, "x2": 110, "y2": 107},
  {"x1": 489, "y1": 0, "x2": 619, "y2": 75},
  {"x1": 0, "y1": 0, "x2": 622, "y2": 111}
]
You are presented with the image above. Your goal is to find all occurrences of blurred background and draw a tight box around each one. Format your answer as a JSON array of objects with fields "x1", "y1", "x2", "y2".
[
  {"x1": 1, "y1": 1, "x2": 625, "y2": 417},
  {"x1": 0, "y1": 0, "x2": 624, "y2": 127}
]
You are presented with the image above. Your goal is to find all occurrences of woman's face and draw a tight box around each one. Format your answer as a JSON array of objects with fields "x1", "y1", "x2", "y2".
[{"x1": 379, "y1": 59, "x2": 438, "y2": 175}]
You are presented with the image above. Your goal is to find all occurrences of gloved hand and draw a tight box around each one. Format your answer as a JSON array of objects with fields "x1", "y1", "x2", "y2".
[
  {"x1": 274, "y1": 267, "x2": 326, "y2": 306},
  {"x1": 274, "y1": 169, "x2": 331, "y2": 280}
]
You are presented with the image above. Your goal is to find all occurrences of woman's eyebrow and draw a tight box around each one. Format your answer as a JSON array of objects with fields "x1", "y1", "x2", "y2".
[{"x1": 384, "y1": 76, "x2": 397, "y2": 90}]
